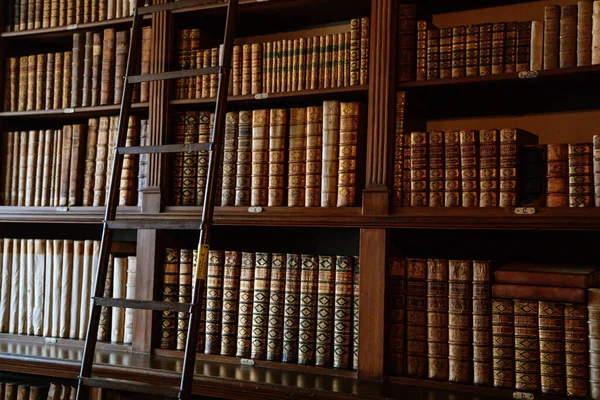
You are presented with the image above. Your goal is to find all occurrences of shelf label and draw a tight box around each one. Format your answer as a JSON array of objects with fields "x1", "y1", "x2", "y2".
[
  {"x1": 513, "y1": 393, "x2": 534, "y2": 400},
  {"x1": 240, "y1": 359, "x2": 255, "y2": 366},
  {"x1": 518, "y1": 70, "x2": 538, "y2": 79},
  {"x1": 248, "y1": 207, "x2": 263, "y2": 214},
  {"x1": 63, "y1": 108, "x2": 75, "y2": 114},
  {"x1": 45, "y1": 338, "x2": 58, "y2": 344},
  {"x1": 254, "y1": 93, "x2": 269, "y2": 100},
  {"x1": 67, "y1": 24, "x2": 78, "y2": 30},
  {"x1": 514, "y1": 207, "x2": 536, "y2": 215},
  {"x1": 56, "y1": 206, "x2": 69, "y2": 212}
]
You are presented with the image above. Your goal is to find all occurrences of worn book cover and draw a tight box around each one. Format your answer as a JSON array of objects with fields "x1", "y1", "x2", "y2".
[
  {"x1": 251, "y1": 252, "x2": 271, "y2": 359},
  {"x1": 427, "y1": 258, "x2": 449, "y2": 380},
  {"x1": 205, "y1": 250, "x2": 224, "y2": 355}
]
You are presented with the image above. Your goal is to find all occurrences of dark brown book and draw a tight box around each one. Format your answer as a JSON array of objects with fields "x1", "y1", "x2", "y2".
[
  {"x1": 451, "y1": 26, "x2": 466, "y2": 78},
  {"x1": 181, "y1": 112, "x2": 198, "y2": 206},
  {"x1": 539, "y1": 301, "x2": 565, "y2": 395},
  {"x1": 170, "y1": 112, "x2": 185, "y2": 206},
  {"x1": 514, "y1": 300, "x2": 540, "y2": 391},
  {"x1": 416, "y1": 21, "x2": 428, "y2": 81},
  {"x1": 460, "y1": 130, "x2": 478, "y2": 208},
  {"x1": 315, "y1": 255, "x2": 335, "y2": 367},
  {"x1": 221, "y1": 112, "x2": 238, "y2": 206},
  {"x1": 305, "y1": 106, "x2": 323, "y2": 207},
  {"x1": 465, "y1": 25, "x2": 479, "y2": 77},
  {"x1": 352, "y1": 256, "x2": 359, "y2": 371},
  {"x1": 62, "y1": 51, "x2": 72, "y2": 109},
  {"x1": 444, "y1": 131, "x2": 461, "y2": 207},
  {"x1": 26, "y1": 55, "x2": 36, "y2": 111},
  {"x1": 298, "y1": 254, "x2": 318, "y2": 365},
  {"x1": 5, "y1": 383, "x2": 19, "y2": 400},
  {"x1": 560, "y1": 5, "x2": 577, "y2": 68},
  {"x1": 331, "y1": 256, "x2": 353, "y2": 370},
  {"x1": 427, "y1": 28, "x2": 440, "y2": 80},
  {"x1": 396, "y1": 5, "x2": 417, "y2": 82},
  {"x1": 196, "y1": 112, "x2": 212, "y2": 206},
  {"x1": 494, "y1": 264, "x2": 600, "y2": 288},
  {"x1": 91, "y1": 32, "x2": 102, "y2": 107},
  {"x1": 578, "y1": 0, "x2": 593, "y2": 66},
  {"x1": 493, "y1": 284, "x2": 586, "y2": 303},
  {"x1": 359, "y1": 17, "x2": 369, "y2": 85},
  {"x1": 100, "y1": 28, "x2": 115, "y2": 106},
  {"x1": 546, "y1": 144, "x2": 568, "y2": 207},
  {"x1": 590, "y1": 289, "x2": 600, "y2": 398},
  {"x1": 119, "y1": 117, "x2": 138, "y2": 206},
  {"x1": 479, "y1": 23, "x2": 492, "y2": 76},
  {"x1": 428, "y1": 131, "x2": 444, "y2": 207},
  {"x1": 568, "y1": 143, "x2": 593, "y2": 207},
  {"x1": 448, "y1": 260, "x2": 472, "y2": 383},
  {"x1": 58, "y1": 125, "x2": 73, "y2": 207},
  {"x1": 282, "y1": 254, "x2": 302, "y2": 363},
  {"x1": 499, "y1": 128, "x2": 538, "y2": 207},
  {"x1": 564, "y1": 303, "x2": 587, "y2": 397},
  {"x1": 98, "y1": 254, "x2": 113, "y2": 341},
  {"x1": 113, "y1": 30, "x2": 128, "y2": 104},
  {"x1": 472, "y1": 261, "x2": 492, "y2": 386},
  {"x1": 595, "y1": 135, "x2": 600, "y2": 207},
  {"x1": 45, "y1": 53, "x2": 55, "y2": 110},
  {"x1": 406, "y1": 258, "x2": 427, "y2": 377},
  {"x1": 235, "y1": 110, "x2": 252, "y2": 207},
  {"x1": 266, "y1": 254, "x2": 285, "y2": 362},
  {"x1": 516, "y1": 21, "x2": 532, "y2": 72},
  {"x1": 544, "y1": 6, "x2": 560, "y2": 70},
  {"x1": 410, "y1": 132, "x2": 428, "y2": 207},
  {"x1": 205, "y1": 250, "x2": 224, "y2": 355},
  {"x1": 220, "y1": 251, "x2": 241, "y2": 357},
  {"x1": 71, "y1": 33, "x2": 84, "y2": 108},
  {"x1": 35, "y1": 54, "x2": 46, "y2": 111},
  {"x1": 236, "y1": 252, "x2": 255, "y2": 358},
  {"x1": 519, "y1": 144, "x2": 546, "y2": 207},
  {"x1": 402, "y1": 131, "x2": 412, "y2": 206},
  {"x1": 387, "y1": 257, "x2": 406, "y2": 375},
  {"x1": 68, "y1": 124, "x2": 86, "y2": 206},
  {"x1": 177, "y1": 249, "x2": 192, "y2": 351},
  {"x1": 393, "y1": 92, "x2": 406, "y2": 206},
  {"x1": 251, "y1": 252, "x2": 271, "y2": 360},
  {"x1": 160, "y1": 248, "x2": 179, "y2": 349},
  {"x1": 504, "y1": 22, "x2": 517, "y2": 74},
  {"x1": 439, "y1": 28, "x2": 452, "y2": 79},
  {"x1": 491, "y1": 23, "x2": 505, "y2": 75},
  {"x1": 479, "y1": 129, "x2": 499, "y2": 208},
  {"x1": 427, "y1": 259, "x2": 448, "y2": 380}
]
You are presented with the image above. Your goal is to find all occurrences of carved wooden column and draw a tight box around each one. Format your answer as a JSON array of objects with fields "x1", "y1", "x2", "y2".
[{"x1": 358, "y1": 0, "x2": 396, "y2": 383}]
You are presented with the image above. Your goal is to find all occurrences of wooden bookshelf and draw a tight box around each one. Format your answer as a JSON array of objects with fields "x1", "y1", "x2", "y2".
[
  {"x1": 0, "y1": 103, "x2": 149, "y2": 119},
  {"x1": 0, "y1": 16, "x2": 136, "y2": 39}
]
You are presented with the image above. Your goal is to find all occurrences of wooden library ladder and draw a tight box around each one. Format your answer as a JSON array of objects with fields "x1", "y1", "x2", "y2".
[{"x1": 75, "y1": 0, "x2": 239, "y2": 398}]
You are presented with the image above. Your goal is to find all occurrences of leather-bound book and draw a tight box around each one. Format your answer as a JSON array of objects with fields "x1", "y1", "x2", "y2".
[
  {"x1": 299, "y1": 37, "x2": 308, "y2": 90},
  {"x1": 337, "y1": 102, "x2": 363, "y2": 207},
  {"x1": 427, "y1": 259, "x2": 449, "y2": 380},
  {"x1": 16, "y1": 385, "x2": 28, "y2": 400},
  {"x1": 3, "y1": 133, "x2": 14, "y2": 205},
  {"x1": 91, "y1": 32, "x2": 102, "y2": 107},
  {"x1": 519, "y1": 145, "x2": 546, "y2": 207},
  {"x1": 140, "y1": 27, "x2": 152, "y2": 102},
  {"x1": 444, "y1": 131, "x2": 461, "y2": 207},
  {"x1": 236, "y1": 252, "x2": 255, "y2": 358},
  {"x1": 466, "y1": 25, "x2": 479, "y2": 77},
  {"x1": 589, "y1": 289, "x2": 600, "y2": 398},
  {"x1": 210, "y1": 47, "x2": 219, "y2": 98},
  {"x1": 182, "y1": 111, "x2": 198, "y2": 206},
  {"x1": 44, "y1": 53, "x2": 54, "y2": 110},
  {"x1": 124, "y1": 255, "x2": 136, "y2": 344},
  {"x1": 393, "y1": 92, "x2": 406, "y2": 206},
  {"x1": 330, "y1": 256, "x2": 353, "y2": 370},
  {"x1": 427, "y1": 28, "x2": 440, "y2": 80},
  {"x1": 452, "y1": 26, "x2": 466, "y2": 78},
  {"x1": 350, "y1": 19, "x2": 360, "y2": 85},
  {"x1": 81, "y1": 32, "x2": 93, "y2": 107},
  {"x1": 539, "y1": 302, "x2": 565, "y2": 395},
  {"x1": 202, "y1": 49, "x2": 211, "y2": 98},
  {"x1": 360, "y1": 17, "x2": 369, "y2": 85},
  {"x1": 50, "y1": 0, "x2": 58, "y2": 27},
  {"x1": 26, "y1": 55, "x2": 36, "y2": 111},
  {"x1": 52, "y1": 52, "x2": 63, "y2": 108},
  {"x1": 137, "y1": 119, "x2": 149, "y2": 206},
  {"x1": 411, "y1": 132, "x2": 428, "y2": 207},
  {"x1": 472, "y1": 261, "x2": 492, "y2": 386},
  {"x1": 460, "y1": 130, "x2": 479, "y2": 207},
  {"x1": 499, "y1": 128, "x2": 538, "y2": 207},
  {"x1": 251, "y1": 252, "x2": 271, "y2": 359},
  {"x1": 546, "y1": 144, "x2": 568, "y2": 207},
  {"x1": 268, "y1": 109, "x2": 287, "y2": 207},
  {"x1": 175, "y1": 29, "x2": 188, "y2": 100},
  {"x1": 496, "y1": 263, "x2": 600, "y2": 287},
  {"x1": 251, "y1": 43, "x2": 263, "y2": 95},
  {"x1": 29, "y1": 385, "x2": 45, "y2": 400},
  {"x1": 568, "y1": 143, "x2": 593, "y2": 207},
  {"x1": 100, "y1": 28, "x2": 115, "y2": 106},
  {"x1": 62, "y1": 51, "x2": 72, "y2": 108},
  {"x1": 266, "y1": 254, "x2": 285, "y2": 362},
  {"x1": 251, "y1": 109, "x2": 269, "y2": 207},
  {"x1": 479, "y1": 129, "x2": 499, "y2": 208},
  {"x1": 594, "y1": 2, "x2": 600, "y2": 64},
  {"x1": 17, "y1": 131, "x2": 28, "y2": 206},
  {"x1": 530, "y1": 21, "x2": 543, "y2": 71},
  {"x1": 321, "y1": 100, "x2": 341, "y2": 207},
  {"x1": 196, "y1": 112, "x2": 211, "y2": 206},
  {"x1": 177, "y1": 249, "x2": 192, "y2": 351},
  {"x1": 232, "y1": 45, "x2": 242, "y2": 96},
  {"x1": 160, "y1": 249, "x2": 179, "y2": 349},
  {"x1": 299, "y1": 254, "x2": 318, "y2": 365},
  {"x1": 402, "y1": 132, "x2": 412, "y2": 206},
  {"x1": 188, "y1": 30, "x2": 200, "y2": 99},
  {"x1": 220, "y1": 251, "x2": 241, "y2": 357},
  {"x1": 352, "y1": 257, "x2": 360, "y2": 370},
  {"x1": 479, "y1": 23, "x2": 493, "y2": 76},
  {"x1": 93, "y1": 117, "x2": 109, "y2": 206},
  {"x1": 315, "y1": 255, "x2": 335, "y2": 367},
  {"x1": 221, "y1": 112, "x2": 238, "y2": 206},
  {"x1": 71, "y1": 33, "x2": 83, "y2": 108},
  {"x1": 113, "y1": 30, "x2": 128, "y2": 104},
  {"x1": 235, "y1": 110, "x2": 252, "y2": 207},
  {"x1": 493, "y1": 284, "x2": 586, "y2": 303},
  {"x1": 596, "y1": 135, "x2": 600, "y2": 206},
  {"x1": 263, "y1": 42, "x2": 272, "y2": 94},
  {"x1": 504, "y1": 22, "x2": 517, "y2": 73},
  {"x1": 397, "y1": 4, "x2": 417, "y2": 82},
  {"x1": 428, "y1": 131, "x2": 444, "y2": 207},
  {"x1": 98, "y1": 254, "x2": 113, "y2": 342},
  {"x1": 58, "y1": 125, "x2": 73, "y2": 207},
  {"x1": 104, "y1": 116, "x2": 119, "y2": 205},
  {"x1": 309, "y1": 36, "x2": 319, "y2": 90},
  {"x1": 406, "y1": 258, "x2": 427, "y2": 377},
  {"x1": 323, "y1": 35, "x2": 332, "y2": 89},
  {"x1": 492, "y1": 299, "x2": 514, "y2": 388},
  {"x1": 5, "y1": 383, "x2": 19, "y2": 400},
  {"x1": 6, "y1": 57, "x2": 18, "y2": 112},
  {"x1": 24, "y1": 130, "x2": 38, "y2": 207},
  {"x1": 439, "y1": 28, "x2": 452, "y2": 79},
  {"x1": 335, "y1": 35, "x2": 343, "y2": 88},
  {"x1": 241, "y1": 44, "x2": 251, "y2": 96},
  {"x1": 516, "y1": 21, "x2": 532, "y2": 72},
  {"x1": 205, "y1": 250, "x2": 224, "y2": 355},
  {"x1": 514, "y1": 300, "x2": 540, "y2": 391},
  {"x1": 448, "y1": 260, "x2": 472, "y2": 383},
  {"x1": 68, "y1": 124, "x2": 86, "y2": 206},
  {"x1": 35, "y1": 54, "x2": 46, "y2": 111},
  {"x1": 564, "y1": 303, "x2": 588, "y2": 397},
  {"x1": 282, "y1": 254, "x2": 302, "y2": 363},
  {"x1": 170, "y1": 112, "x2": 185, "y2": 206},
  {"x1": 305, "y1": 106, "x2": 323, "y2": 207},
  {"x1": 288, "y1": 108, "x2": 307, "y2": 207},
  {"x1": 579, "y1": 1, "x2": 593, "y2": 66},
  {"x1": 52, "y1": 130, "x2": 62, "y2": 207},
  {"x1": 491, "y1": 23, "x2": 506, "y2": 75},
  {"x1": 111, "y1": 256, "x2": 127, "y2": 343},
  {"x1": 416, "y1": 21, "x2": 429, "y2": 81},
  {"x1": 560, "y1": 5, "x2": 578, "y2": 68},
  {"x1": 17, "y1": 56, "x2": 27, "y2": 112},
  {"x1": 545, "y1": 6, "x2": 560, "y2": 69},
  {"x1": 41, "y1": 130, "x2": 54, "y2": 207}
]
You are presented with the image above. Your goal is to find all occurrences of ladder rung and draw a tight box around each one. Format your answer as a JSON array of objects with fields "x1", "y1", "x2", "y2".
[
  {"x1": 80, "y1": 378, "x2": 180, "y2": 397},
  {"x1": 116, "y1": 142, "x2": 213, "y2": 155},
  {"x1": 137, "y1": 0, "x2": 226, "y2": 15},
  {"x1": 128, "y1": 67, "x2": 220, "y2": 84},
  {"x1": 93, "y1": 298, "x2": 196, "y2": 313}
]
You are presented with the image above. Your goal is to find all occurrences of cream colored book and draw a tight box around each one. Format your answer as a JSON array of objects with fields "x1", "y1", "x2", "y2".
[
  {"x1": 34, "y1": 130, "x2": 45, "y2": 206},
  {"x1": 9, "y1": 239, "x2": 20, "y2": 334},
  {"x1": 111, "y1": 256, "x2": 127, "y2": 343},
  {"x1": 51, "y1": 239, "x2": 63, "y2": 337},
  {"x1": 33, "y1": 239, "x2": 45, "y2": 336},
  {"x1": 25, "y1": 131, "x2": 37, "y2": 206},
  {"x1": 26, "y1": 239, "x2": 35, "y2": 335},
  {"x1": 10, "y1": 132, "x2": 20, "y2": 206},
  {"x1": 124, "y1": 255, "x2": 136, "y2": 344},
  {"x1": 69, "y1": 241, "x2": 84, "y2": 339},
  {"x1": 0, "y1": 239, "x2": 9, "y2": 332},
  {"x1": 43, "y1": 240, "x2": 54, "y2": 337},
  {"x1": 60, "y1": 240, "x2": 73, "y2": 338},
  {"x1": 321, "y1": 101, "x2": 340, "y2": 207},
  {"x1": 41, "y1": 130, "x2": 54, "y2": 207},
  {"x1": 18, "y1": 239, "x2": 28, "y2": 334},
  {"x1": 78, "y1": 240, "x2": 94, "y2": 340}
]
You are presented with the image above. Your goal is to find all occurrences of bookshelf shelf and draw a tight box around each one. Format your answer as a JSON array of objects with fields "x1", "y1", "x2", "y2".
[
  {"x1": 0, "y1": 103, "x2": 149, "y2": 119},
  {"x1": 424, "y1": 0, "x2": 540, "y2": 14},
  {"x1": 1, "y1": 16, "x2": 135, "y2": 40}
]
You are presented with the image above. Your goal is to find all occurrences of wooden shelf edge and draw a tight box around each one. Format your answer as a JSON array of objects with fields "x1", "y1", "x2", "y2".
[
  {"x1": 1, "y1": 17, "x2": 135, "y2": 39},
  {"x1": 170, "y1": 0, "x2": 366, "y2": 16},
  {"x1": 0, "y1": 103, "x2": 149, "y2": 118},
  {"x1": 0, "y1": 206, "x2": 140, "y2": 224}
]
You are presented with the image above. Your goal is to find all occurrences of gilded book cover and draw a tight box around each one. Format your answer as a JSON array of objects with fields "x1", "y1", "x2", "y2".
[
  {"x1": 546, "y1": 144, "x2": 568, "y2": 207},
  {"x1": 333, "y1": 256, "x2": 354, "y2": 370},
  {"x1": 235, "y1": 110, "x2": 252, "y2": 207},
  {"x1": 472, "y1": 260, "x2": 492, "y2": 386},
  {"x1": 266, "y1": 254, "x2": 285, "y2": 362},
  {"x1": 251, "y1": 252, "x2": 271, "y2": 360},
  {"x1": 406, "y1": 258, "x2": 427, "y2": 377},
  {"x1": 514, "y1": 300, "x2": 540, "y2": 391},
  {"x1": 428, "y1": 27, "x2": 441, "y2": 80},
  {"x1": 268, "y1": 109, "x2": 287, "y2": 207},
  {"x1": 410, "y1": 132, "x2": 428, "y2": 207},
  {"x1": 221, "y1": 251, "x2": 241, "y2": 357},
  {"x1": 177, "y1": 249, "x2": 192, "y2": 351},
  {"x1": 204, "y1": 250, "x2": 224, "y2": 355},
  {"x1": 251, "y1": 110, "x2": 269, "y2": 207},
  {"x1": 352, "y1": 256, "x2": 359, "y2": 370},
  {"x1": 160, "y1": 249, "x2": 179, "y2": 350},
  {"x1": 282, "y1": 254, "x2": 302, "y2": 363},
  {"x1": 322, "y1": 101, "x2": 341, "y2": 207},
  {"x1": 428, "y1": 131, "x2": 444, "y2": 207},
  {"x1": 288, "y1": 108, "x2": 307, "y2": 207},
  {"x1": 492, "y1": 299, "x2": 514, "y2": 388},
  {"x1": 316, "y1": 255, "x2": 335, "y2": 367},
  {"x1": 236, "y1": 252, "x2": 255, "y2": 358},
  {"x1": 427, "y1": 259, "x2": 448, "y2": 380},
  {"x1": 299, "y1": 255, "x2": 318, "y2": 365},
  {"x1": 305, "y1": 106, "x2": 323, "y2": 207},
  {"x1": 538, "y1": 301, "x2": 565, "y2": 395},
  {"x1": 564, "y1": 303, "x2": 588, "y2": 397}
]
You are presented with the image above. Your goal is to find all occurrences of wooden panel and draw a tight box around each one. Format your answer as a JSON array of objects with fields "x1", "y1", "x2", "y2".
[{"x1": 358, "y1": 229, "x2": 386, "y2": 381}]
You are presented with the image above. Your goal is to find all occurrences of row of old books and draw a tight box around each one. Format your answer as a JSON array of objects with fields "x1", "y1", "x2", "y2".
[
  {"x1": 1, "y1": 116, "x2": 148, "y2": 207},
  {"x1": 0, "y1": 381, "x2": 74, "y2": 400},
  {"x1": 160, "y1": 249, "x2": 360, "y2": 370},
  {"x1": 172, "y1": 17, "x2": 370, "y2": 100},
  {"x1": 170, "y1": 101, "x2": 366, "y2": 208},
  {"x1": 5, "y1": 0, "x2": 136, "y2": 32},
  {"x1": 3, "y1": 27, "x2": 151, "y2": 112},
  {"x1": 0, "y1": 238, "x2": 135, "y2": 344}
]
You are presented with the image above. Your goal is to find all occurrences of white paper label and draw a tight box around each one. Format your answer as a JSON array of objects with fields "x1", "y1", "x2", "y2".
[
  {"x1": 254, "y1": 93, "x2": 269, "y2": 100},
  {"x1": 67, "y1": 24, "x2": 78, "y2": 30},
  {"x1": 514, "y1": 207, "x2": 536, "y2": 215},
  {"x1": 45, "y1": 338, "x2": 58, "y2": 344},
  {"x1": 56, "y1": 207, "x2": 69, "y2": 212},
  {"x1": 240, "y1": 359, "x2": 255, "y2": 366},
  {"x1": 513, "y1": 393, "x2": 534, "y2": 400},
  {"x1": 248, "y1": 207, "x2": 263, "y2": 213},
  {"x1": 63, "y1": 108, "x2": 75, "y2": 114}
]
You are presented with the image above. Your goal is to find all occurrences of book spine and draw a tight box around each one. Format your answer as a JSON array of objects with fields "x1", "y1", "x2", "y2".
[
  {"x1": 288, "y1": 108, "x2": 307, "y2": 207},
  {"x1": 546, "y1": 143, "x2": 568, "y2": 207},
  {"x1": 205, "y1": 250, "x2": 224, "y2": 355},
  {"x1": 352, "y1": 257, "x2": 360, "y2": 370},
  {"x1": 232, "y1": 45, "x2": 242, "y2": 96},
  {"x1": 444, "y1": 131, "x2": 461, "y2": 207},
  {"x1": 68, "y1": 124, "x2": 86, "y2": 206},
  {"x1": 26, "y1": 55, "x2": 36, "y2": 111},
  {"x1": 466, "y1": 25, "x2": 479, "y2": 77},
  {"x1": 35, "y1": 54, "x2": 46, "y2": 111},
  {"x1": 251, "y1": 252, "x2": 271, "y2": 360},
  {"x1": 594, "y1": 1, "x2": 600, "y2": 64},
  {"x1": 492, "y1": 299, "x2": 514, "y2": 388},
  {"x1": 251, "y1": 109, "x2": 269, "y2": 207},
  {"x1": 410, "y1": 131, "x2": 428, "y2": 207},
  {"x1": 350, "y1": 19, "x2": 360, "y2": 85},
  {"x1": 175, "y1": 30, "x2": 187, "y2": 100},
  {"x1": 71, "y1": 33, "x2": 83, "y2": 107},
  {"x1": 427, "y1": 259, "x2": 449, "y2": 380},
  {"x1": 387, "y1": 258, "x2": 406, "y2": 375},
  {"x1": 406, "y1": 258, "x2": 427, "y2": 377},
  {"x1": 298, "y1": 254, "x2": 318, "y2": 365},
  {"x1": 472, "y1": 261, "x2": 492, "y2": 386},
  {"x1": 416, "y1": 21, "x2": 428, "y2": 81},
  {"x1": 220, "y1": 251, "x2": 241, "y2": 357},
  {"x1": 514, "y1": 300, "x2": 540, "y2": 391},
  {"x1": 479, "y1": 129, "x2": 499, "y2": 208},
  {"x1": 62, "y1": 51, "x2": 72, "y2": 108},
  {"x1": 160, "y1": 249, "x2": 179, "y2": 349},
  {"x1": 236, "y1": 252, "x2": 255, "y2": 358},
  {"x1": 519, "y1": 145, "x2": 546, "y2": 207},
  {"x1": 3, "y1": 132, "x2": 14, "y2": 205},
  {"x1": 402, "y1": 132, "x2": 412, "y2": 206},
  {"x1": 235, "y1": 111, "x2": 252, "y2": 207},
  {"x1": 331, "y1": 256, "x2": 353, "y2": 370},
  {"x1": 315, "y1": 255, "x2": 335, "y2": 367},
  {"x1": 181, "y1": 112, "x2": 198, "y2": 206},
  {"x1": 452, "y1": 26, "x2": 466, "y2": 78},
  {"x1": 24, "y1": 130, "x2": 38, "y2": 207},
  {"x1": 568, "y1": 143, "x2": 593, "y2": 207},
  {"x1": 504, "y1": 22, "x2": 517, "y2": 74},
  {"x1": 360, "y1": 17, "x2": 369, "y2": 85},
  {"x1": 560, "y1": 5, "x2": 578, "y2": 68},
  {"x1": 448, "y1": 260, "x2": 472, "y2": 383},
  {"x1": 427, "y1": 28, "x2": 440, "y2": 80},
  {"x1": 393, "y1": 92, "x2": 405, "y2": 206},
  {"x1": 268, "y1": 109, "x2": 287, "y2": 207},
  {"x1": 137, "y1": 119, "x2": 149, "y2": 206},
  {"x1": 93, "y1": 117, "x2": 108, "y2": 206},
  {"x1": 251, "y1": 43, "x2": 262, "y2": 95},
  {"x1": 97, "y1": 253, "x2": 112, "y2": 341},
  {"x1": 460, "y1": 130, "x2": 479, "y2": 207},
  {"x1": 18, "y1": 56, "x2": 28, "y2": 112},
  {"x1": 545, "y1": 6, "x2": 561, "y2": 69},
  {"x1": 305, "y1": 106, "x2": 323, "y2": 207},
  {"x1": 579, "y1": 1, "x2": 593, "y2": 66},
  {"x1": 188, "y1": 29, "x2": 200, "y2": 100},
  {"x1": 310, "y1": 36, "x2": 320, "y2": 90},
  {"x1": 322, "y1": 100, "x2": 340, "y2": 207},
  {"x1": 492, "y1": 23, "x2": 506, "y2": 75},
  {"x1": 516, "y1": 21, "x2": 532, "y2": 72},
  {"x1": 17, "y1": 131, "x2": 27, "y2": 206},
  {"x1": 221, "y1": 112, "x2": 238, "y2": 206},
  {"x1": 170, "y1": 113, "x2": 185, "y2": 206},
  {"x1": 202, "y1": 49, "x2": 211, "y2": 98},
  {"x1": 113, "y1": 30, "x2": 128, "y2": 104},
  {"x1": 428, "y1": 131, "x2": 444, "y2": 207},
  {"x1": 397, "y1": 5, "x2": 417, "y2": 82},
  {"x1": 139, "y1": 27, "x2": 151, "y2": 102},
  {"x1": 335, "y1": 35, "x2": 343, "y2": 88},
  {"x1": 123, "y1": 255, "x2": 136, "y2": 344},
  {"x1": 564, "y1": 303, "x2": 588, "y2": 397},
  {"x1": 91, "y1": 32, "x2": 102, "y2": 107},
  {"x1": 589, "y1": 289, "x2": 600, "y2": 398},
  {"x1": 196, "y1": 112, "x2": 211, "y2": 206},
  {"x1": 439, "y1": 28, "x2": 452, "y2": 79},
  {"x1": 539, "y1": 302, "x2": 565, "y2": 395},
  {"x1": 58, "y1": 125, "x2": 72, "y2": 207},
  {"x1": 282, "y1": 254, "x2": 301, "y2": 363},
  {"x1": 266, "y1": 254, "x2": 285, "y2": 362},
  {"x1": 177, "y1": 249, "x2": 192, "y2": 351},
  {"x1": 530, "y1": 21, "x2": 544, "y2": 71},
  {"x1": 595, "y1": 135, "x2": 600, "y2": 206},
  {"x1": 263, "y1": 42, "x2": 272, "y2": 94},
  {"x1": 299, "y1": 37, "x2": 307, "y2": 91},
  {"x1": 479, "y1": 23, "x2": 493, "y2": 76},
  {"x1": 100, "y1": 29, "x2": 115, "y2": 106},
  {"x1": 7, "y1": 57, "x2": 18, "y2": 112},
  {"x1": 111, "y1": 256, "x2": 127, "y2": 343},
  {"x1": 120, "y1": 117, "x2": 138, "y2": 206},
  {"x1": 337, "y1": 102, "x2": 361, "y2": 207}
]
